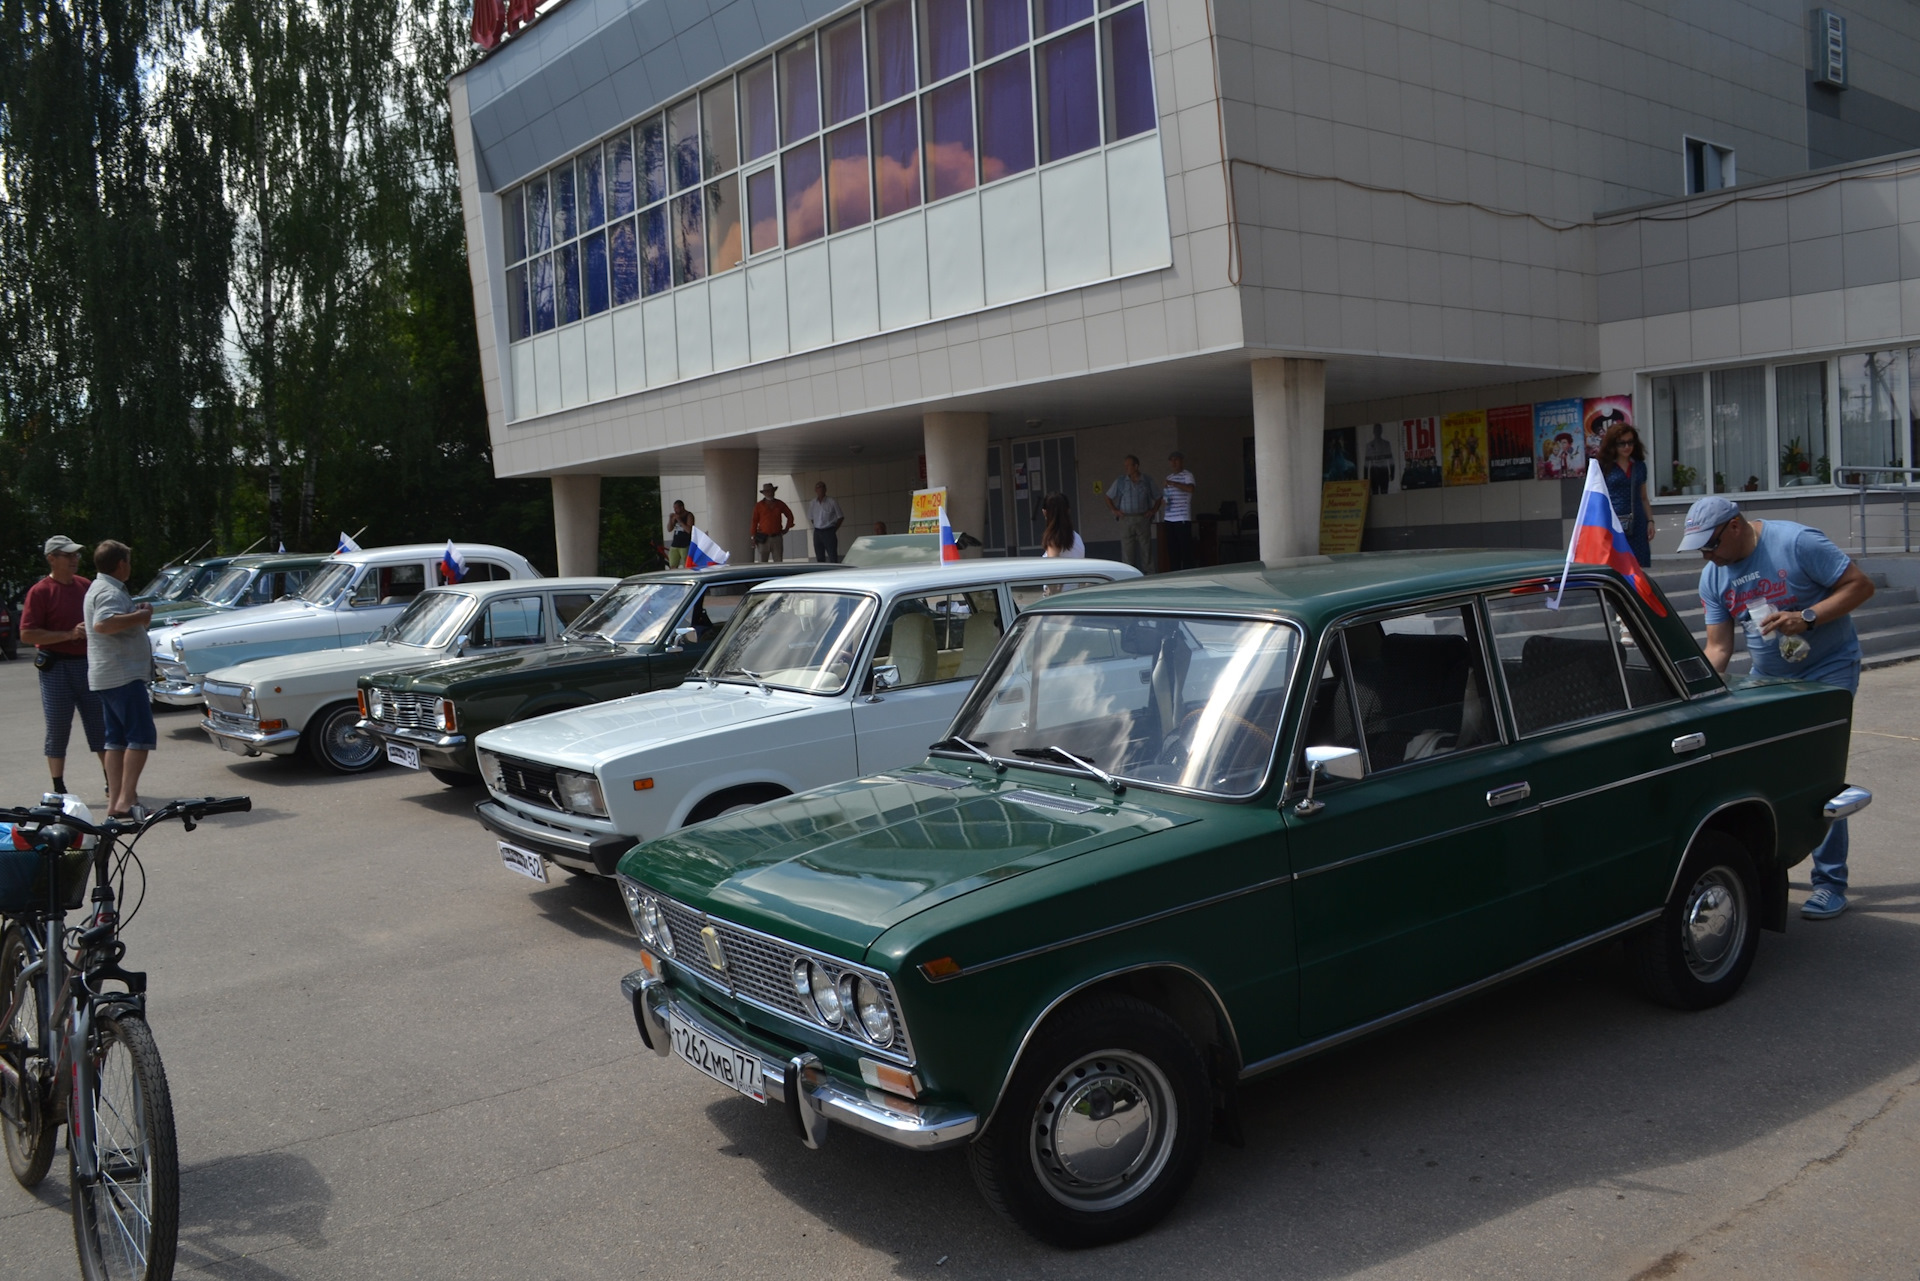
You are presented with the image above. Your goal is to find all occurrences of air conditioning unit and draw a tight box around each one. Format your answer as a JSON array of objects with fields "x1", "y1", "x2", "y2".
[{"x1": 1812, "y1": 8, "x2": 1847, "y2": 89}]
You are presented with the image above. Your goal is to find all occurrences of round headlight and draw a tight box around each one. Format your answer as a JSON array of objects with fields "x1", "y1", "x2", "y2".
[
  {"x1": 850, "y1": 977, "x2": 894, "y2": 1047},
  {"x1": 807, "y1": 964, "x2": 845, "y2": 1027},
  {"x1": 789, "y1": 960, "x2": 813, "y2": 1004},
  {"x1": 368, "y1": 688, "x2": 385, "y2": 718},
  {"x1": 653, "y1": 905, "x2": 674, "y2": 956},
  {"x1": 633, "y1": 894, "x2": 658, "y2": 946}
]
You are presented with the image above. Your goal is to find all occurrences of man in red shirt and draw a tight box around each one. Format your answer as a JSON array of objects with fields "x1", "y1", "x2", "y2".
[
  {"x1": 20, "y1": 535, "x2": 107, "y2": 798},
  {"x1": 751, "y1": 483, "x2": 794, "y2": 563}
]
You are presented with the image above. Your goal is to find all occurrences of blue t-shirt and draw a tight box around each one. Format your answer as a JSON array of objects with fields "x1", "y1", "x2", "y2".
[{"x1": 1699, "y1": 520, "x2": 1860, "y2": 688}]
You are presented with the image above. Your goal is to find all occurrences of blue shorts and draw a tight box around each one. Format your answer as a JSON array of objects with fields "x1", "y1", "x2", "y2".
[{"x1": 97, "y1": 680, "x2": 157, "y2": 752}]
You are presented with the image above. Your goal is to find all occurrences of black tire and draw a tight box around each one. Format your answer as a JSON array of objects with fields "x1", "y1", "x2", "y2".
[
  {"x1": 683, "y1": 786, "x2": 786, "y2": 826},
  {"x1": 1, "y1": 926, "x2": 57, "y2": 1188},
  {"x1": 1628, "y1": 832, "x2": 1761, "y2": 1011},
  {"x1": 428, "y1": 767, "x2": 479, "y2": 788},
  {"x1": 305, "y1": 702, "x2": 385, "y2": 774},
  {"x1": 1, "y1": 639, "x2": 16, "y2": 661},
  {"x1": 967, "y1": 992, "x2": 1210, "y2": 1248},
  {"x1": 72, "y1": 1012, "x2": 178, "y2": 1281}
]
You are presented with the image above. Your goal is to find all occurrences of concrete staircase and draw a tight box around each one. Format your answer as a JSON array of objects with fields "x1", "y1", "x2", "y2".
[{"x1": 1649, "y1": 562, "x2": 1920, "y2": 673}]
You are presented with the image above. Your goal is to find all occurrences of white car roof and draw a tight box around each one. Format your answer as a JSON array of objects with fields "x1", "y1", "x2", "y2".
[
  {"x1": 740, "y1": 558, "x2": 1139, "y2": 596},
  {"x1": 330, "y1": 543, "x2": 538, "y2": 570},
  {"x1": 427, "y1": 576, "x2": 615, "y2": 600}
]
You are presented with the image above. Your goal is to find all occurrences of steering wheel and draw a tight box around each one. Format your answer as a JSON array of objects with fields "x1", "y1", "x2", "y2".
[{"x1": 1158, "y1": 707, "x2": 1275, "y2": 778}]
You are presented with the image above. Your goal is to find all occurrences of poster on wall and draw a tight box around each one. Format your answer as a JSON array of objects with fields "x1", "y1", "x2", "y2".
[
  {"x1": 1321, "y1": 426, "x2": 1360, "y2": 482},
  {"x1": 1401, "y1": 418, "x2": 1441, "y2": 489},
  {"x1": 908, "y1": 487, "x2": 948, "y2": 533},
  {"x1": 1534, "y1": 398, "x2": 1585, "y2": 479},
  {"x1": 1360, "y1": 423, "x2": 1401, "y2": 494},
  {"x1": 1486, "y1": 404, "x2": 1536, "y2": 481},
  {"x1": 1441, "y1": 411, "x2": 1489, "y2": 486},
  {"x1": 1584, "y1": 395, "x2": 1633, "y2": 459},
  {"x1": 1318, "y1": 481, "x2": 1370, "y2": 554}
]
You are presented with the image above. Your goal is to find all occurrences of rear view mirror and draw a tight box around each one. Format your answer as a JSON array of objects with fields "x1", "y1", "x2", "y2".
[
  {"x1": 867, "y1": 664, "x2": 900, "y2": 701},
  {"x1": 1293, "y1": 745, "x2": 1362, "y2": 815},
  {"x1": 667, "y1": 625, "x2": 699, "y2": 652}
]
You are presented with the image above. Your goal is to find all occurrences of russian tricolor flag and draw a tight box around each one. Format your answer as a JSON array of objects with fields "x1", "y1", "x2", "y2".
[
  {"x1": 1553, "y1": 460, "x2": 1666, "y2": 616},
  {"x1": 686, "y1": 526, "x2": 729, "y2": 568},
  {"x1": 938, "y1": 506, "x2": 960, "y2": 562},
  {"x1": 336, "y1": 531, "x2": 361, "y2": 555},
  {"x1": 441, "y1": 540, "x2": 467, "y2": 583}
]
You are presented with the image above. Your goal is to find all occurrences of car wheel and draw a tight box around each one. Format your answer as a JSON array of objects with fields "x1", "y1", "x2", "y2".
[
  {"x1": 684, "y1": 786, "x2": 786, "y2": 826},
  {"x1": 1628, "y1": 831, "x2": 1760, "y2": 1010},
  {"x1": 0, "y1": 639, "x2": 15, "y2": 661},
  {"x1": 967, "y1": 993, "x2": 1209, "y2": 1248},
  {"x1": 428, "y1": 767, "x2": 479, "y2": 788},
  {"x1": 305, "y1": 703, "x2": 385, "y2": 774}
]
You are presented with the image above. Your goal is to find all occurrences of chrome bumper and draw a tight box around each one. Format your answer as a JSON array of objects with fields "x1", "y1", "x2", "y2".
[
  {"x1": 620, "y1": 971, "x2": 978, "y2": 1153},
  {"x1": 474, "y1": 800, "x2": 629, "y2": 875},
  {"x1": 200, "y1": 716, "x2": 301, "y2": 757},
  {"x1": 1825, "y1": 785, "x2": 1872, "y2": 820},
  {"x1": 359, "y1": 720, "x2": 467, "y2": 751},
  {"x1": 150, "y1": 678, "x2": 204, "y2": 706}
]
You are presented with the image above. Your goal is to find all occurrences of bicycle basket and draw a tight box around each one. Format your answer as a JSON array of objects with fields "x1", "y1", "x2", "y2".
[{"x1": 0, "y1": 826, "x2": 91, "y2": 915}]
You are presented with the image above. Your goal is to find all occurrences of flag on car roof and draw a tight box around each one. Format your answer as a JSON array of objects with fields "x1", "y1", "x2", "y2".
[
  {"x1": 1551, "y1": 459, "x2": 1666, "y2": 616},
  {"x1": 336, "y1": 531, "x2": 361, "y2": 555},
  {"x1": 441, "y1": 540, "x2": 468, "y2": 583},
  {"x1": 686, "y1": 526, "x2": 729, "y2": 568},
  {"x1": 938, "y1": 505, "x2": 960, "y2": 562},
  {"x1": 277, "y1": 542, "x2": 286, "y2": 553}
]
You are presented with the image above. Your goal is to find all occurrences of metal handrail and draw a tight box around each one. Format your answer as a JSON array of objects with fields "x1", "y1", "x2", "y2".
[{"x1": 1836, "y1": 465, "x2": 1918, "y2": 555}]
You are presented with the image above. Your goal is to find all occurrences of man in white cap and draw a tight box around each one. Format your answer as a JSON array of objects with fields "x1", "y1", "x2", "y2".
[
  {"x1": 1682, "y1": 495, "x2": 1875, "y2": 918},
  {"x1": 19, "y1": 535, "x2": 107, "y2": 798}
]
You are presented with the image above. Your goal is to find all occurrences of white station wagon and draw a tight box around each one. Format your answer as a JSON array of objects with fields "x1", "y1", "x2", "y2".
[
  {"x1": 150, "y1": 543, "x2": 539, "y2": 706},
  {"x1": 200, "y1": 577, "x2": 615, "y2": 772},
  {"x1": 472, "y1": 559, "x2": 1139, "y2": 880}
]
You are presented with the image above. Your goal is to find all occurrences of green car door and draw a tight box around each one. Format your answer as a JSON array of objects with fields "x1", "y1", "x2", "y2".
[{"x1": 1282, "y1": 599, "x2": 1542, "y2": 1041}]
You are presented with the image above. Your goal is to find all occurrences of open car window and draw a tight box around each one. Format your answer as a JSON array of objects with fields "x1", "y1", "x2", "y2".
[
  {"x1": 1485, "y1": 587, "x2": 1665, "y2": 735},
  {"x1": 870, "y1": 590, "x2": 1003, "y2": 688}
]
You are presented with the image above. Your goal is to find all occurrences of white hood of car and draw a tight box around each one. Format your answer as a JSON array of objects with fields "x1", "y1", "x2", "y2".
[
  {"x1": 209, "y1": 640, "x2": 438, "y2": 691},
  {"x1": 476, "y1": 681, "x2": 818, "y2": 772},
  {"x1": 156, "y1": 598, "x2": 324, "y2": 651}
]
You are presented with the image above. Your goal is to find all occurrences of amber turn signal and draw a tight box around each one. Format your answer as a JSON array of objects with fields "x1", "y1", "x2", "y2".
[
  {"x1": 632, "y1": 778, "x2": 654, "y2": 790},
  {"x1": 918, "y1": 956, "x2": 961, "y2": 980}
]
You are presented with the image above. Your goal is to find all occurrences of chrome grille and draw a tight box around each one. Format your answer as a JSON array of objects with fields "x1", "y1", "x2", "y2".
[
  {"x1": 494, "y1": 755, "x2": 562, "y2": 811},
  {"x1": 202, "y1": 682, "x2": 248, "y2": 716},
  {"x1": 205, "y1": 709, "x2": 256, "y2": 733},
  {"x1": 371, "y1": 689, "x2": 441, "y2": 731},
  {"x1": 636, "y1": 882, "x2": 913, "y2": 1064}
]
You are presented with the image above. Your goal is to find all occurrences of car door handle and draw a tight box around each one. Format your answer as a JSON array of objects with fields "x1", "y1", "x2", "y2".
[
  {"x1": 1671, "y1": 733, "x2": 1706, "y2": 754},
  {"x1": 1486, "y1": 782, "x2": 1531, "y2": 807}
]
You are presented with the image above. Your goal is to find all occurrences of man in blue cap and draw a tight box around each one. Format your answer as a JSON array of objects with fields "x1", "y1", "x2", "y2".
[{"x1": 1681, "y1": 495, "x2": 1875, "y2": 918}]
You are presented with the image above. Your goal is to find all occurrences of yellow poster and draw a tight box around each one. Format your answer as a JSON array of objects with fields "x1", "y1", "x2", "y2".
[
  {"x1": 1441, "y1": 410, "x2": 1489, "y2": 486},
  {"x1": 908, "y1": 487, "x2": 948, "y2": 534},
  {"x1": 1318, "y1": 481, "x2": 1370, "y2": 554}
]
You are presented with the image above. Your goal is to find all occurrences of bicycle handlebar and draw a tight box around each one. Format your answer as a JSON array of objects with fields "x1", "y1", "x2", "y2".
[{"x1": 0, "y1": 795, "x2": 252, "y2": 838}]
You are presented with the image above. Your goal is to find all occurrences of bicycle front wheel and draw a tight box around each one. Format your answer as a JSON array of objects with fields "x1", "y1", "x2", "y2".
[
  {"x1": 1, "y1": 924, "x2": 56, "y2": 1188},
  {"x1": 72, "y1": 1012, "x2": 178, "y2": 1281}
]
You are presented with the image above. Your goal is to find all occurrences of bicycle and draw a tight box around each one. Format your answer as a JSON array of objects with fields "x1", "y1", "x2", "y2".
[{"x1": 1, "y1": 792, "x2": 251, "y2": 1281}]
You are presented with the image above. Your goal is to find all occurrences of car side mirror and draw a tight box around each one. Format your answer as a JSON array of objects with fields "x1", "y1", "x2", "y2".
[
  {"x1": 666, "y1": 625, "x2": 699, "y2": 652},
  {"x1": 867, "y1": 664, "x2": 900, "y2": 702},
  {"x1": 1292, "y1": 745, "x2": 1362, "y2": 815}
]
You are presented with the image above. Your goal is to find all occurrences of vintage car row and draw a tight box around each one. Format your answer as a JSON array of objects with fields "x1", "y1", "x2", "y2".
[
  {"x1": 470, "y1": 559, "x2": 1140, "y2": 879},
  {"x1": 356, "y1": 562, "x2": 830, "y2": 782},
  {"x1": 146, "y1": 551, "x2": 333, "y2": 629},
  {"x1": 149, "y1": 542, "x2": 538, "y2": 706},
  {"x1": 604, "y1": 550, "x2": 1871, "y2": 1246},
  {"x1": 198, "y1": 577, "x2": 616, "y2": 772}
]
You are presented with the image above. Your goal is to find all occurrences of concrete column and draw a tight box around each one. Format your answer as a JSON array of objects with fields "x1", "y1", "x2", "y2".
[
  {"x1": 922, "y1": 411, "x2": 989, "y2": 555},
  {"x1": 551, "y1": 475, "x2": 601, "y2": 576},
  {"x1": 1250, "y1": 358, "x2": 1328, "y2": 563},
  {"x1": 702, "y1": 447, "x2": 759, "y2": 563}
]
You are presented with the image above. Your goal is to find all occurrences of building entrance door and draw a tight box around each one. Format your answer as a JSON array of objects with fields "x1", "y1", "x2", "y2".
[{"x1": 1002, "y1": 435, "x2": 1078, "y2": 556}]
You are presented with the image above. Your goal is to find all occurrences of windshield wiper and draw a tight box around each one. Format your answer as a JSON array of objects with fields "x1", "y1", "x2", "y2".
[
  {"x1": 1014, "y1": 745, "x2": 1125, "y2": 794},
  {"x1": 930, "y1": 735, "x2": 1004, "y2": 772},
  {"x1": 720, "y1": 667, "x2": 771, "y2": 695}
]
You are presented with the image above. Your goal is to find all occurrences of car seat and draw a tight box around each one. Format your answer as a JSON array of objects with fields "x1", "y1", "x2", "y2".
[
  {"x1": 956, "y1": 610, "x2": 1001, "y2": 679},
  {"x1": 890, "y1": 613, "x2": 938, "y2": 687}
]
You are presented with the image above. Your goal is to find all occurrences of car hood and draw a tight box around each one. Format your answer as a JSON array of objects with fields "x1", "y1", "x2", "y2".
[
  {"x1": 212, "y1": 640, "x2": 443, "y2": 689},
  {"x1": 373, "y1": 639, "x2": 639, "y2": 693},
  {"x1": 475, "y1": 681, "x2": 816, "y2": 771},
  {"x1": 165, "y1": 598, "x2": 325, "y2": 645},
  {"x1": 617, "y1": 769, "x2": 1196, "y2": 958}
]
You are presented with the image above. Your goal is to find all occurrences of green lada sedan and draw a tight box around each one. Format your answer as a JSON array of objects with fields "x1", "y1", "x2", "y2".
[
  {"x1": 611, "y1": 551, "x2": 1870, "y2": 1246},
  {"x1": 357, "y1": 563, "x2": 828, "y2": 783}
]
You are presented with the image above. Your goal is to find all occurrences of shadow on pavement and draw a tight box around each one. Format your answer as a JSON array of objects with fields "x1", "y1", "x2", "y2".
[
  {"x1": 700, "y1": 912, "x2": 1920, "y2": 1278},
  {"x1": 521, "y1": 873, "x2": 634, "y2": 944},
  {"x1": 174, "y1": 1151, "x2": 333, "y2": 1280}
]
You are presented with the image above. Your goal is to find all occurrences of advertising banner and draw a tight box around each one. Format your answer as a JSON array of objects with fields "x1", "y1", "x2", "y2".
[
  {"x1": 1321, "y1": 426, "x2": 1360, "y2": 482},
  {"x1": 1318, "y1": 481, "x2": 1370, "y2": 554},
  {"x1": 1360, "y1": 423, "x2": 1401, "y2": 494},
  {"x1": 1583, "y1": 395, "x2": 1634, "y2": 460},
  {"x1": 1486, "y1": 404, "x2": 1536, "y2": 482},
  {"x1": 1401, "y1": 417, "x2": 1441, "y2": 490},
  {"x1": 1441, "y1": 411, "x2": 1489, "y2": 486},
  {"x1": 908, "y1": 487, "x2": 948, "y2": 534},
  {"x1": 1534, "y1": 398, "x2": 1585, "y2": 479}
]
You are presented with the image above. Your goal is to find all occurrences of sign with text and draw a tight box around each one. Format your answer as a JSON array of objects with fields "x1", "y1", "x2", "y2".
[
  {"x1": 1318, "y1": 481, "x2": 1370, "y2": 554},
  {"x1": 908, "y1": 488, "x2": 948, "y2": 534}
]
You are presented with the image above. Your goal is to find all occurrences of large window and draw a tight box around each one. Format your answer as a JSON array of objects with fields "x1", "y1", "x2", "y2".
[{"x1": 501, "y1": 0, "x2": 1156, "y2": 345}]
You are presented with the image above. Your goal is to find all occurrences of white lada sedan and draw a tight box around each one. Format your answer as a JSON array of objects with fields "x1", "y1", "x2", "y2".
[
  {"x1": 200, "y1": 577, "x2": 615, "y2": 772},
  {"x1": 471, "y1": 559, "x2": 1139, "y2": 880}
]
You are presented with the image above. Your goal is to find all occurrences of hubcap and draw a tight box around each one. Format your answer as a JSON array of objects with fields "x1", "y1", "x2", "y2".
[
  {"x1": 1682, "y1": 866, "x2": 1746, "y2": 982},
  {"x1": 324, "y1": 711, "x2": 380, "y2": 769},
  {"x1": 1029, "y1": 1050, "x2": 1176, "y2": 1211}
]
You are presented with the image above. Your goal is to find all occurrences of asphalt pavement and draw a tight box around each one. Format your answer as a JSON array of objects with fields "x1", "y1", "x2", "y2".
[{"x1": 1, "y1": 657, "x2": 1917, "y2": 1280}]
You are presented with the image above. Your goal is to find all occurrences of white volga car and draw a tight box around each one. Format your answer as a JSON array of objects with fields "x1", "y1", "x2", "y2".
[
  {"x1": 150, "y1": 543, "x2": 539, "y2": 706},
  {"x1": 471, "y1": 559, "x2": 1139, "y2": 880},
  {"x1": 199, "y1": 577, "x2": 615, "y2": 772}
]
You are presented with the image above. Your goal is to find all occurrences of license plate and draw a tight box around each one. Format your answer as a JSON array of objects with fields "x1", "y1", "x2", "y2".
[
  {"x1": 670, "y1": 1015, "x2": 766, "y2": 1103},
  {"x1": 386, "y1": 742, "x2": 421, "y2": 769},
  {"x1": 498, "y1": 842, "x2": 548, "y2": 883}
]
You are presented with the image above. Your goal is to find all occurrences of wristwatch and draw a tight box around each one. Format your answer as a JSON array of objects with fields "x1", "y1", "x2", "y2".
[{"x1": 1800, "y1": 607, "x2": 1818, "y2": 629}]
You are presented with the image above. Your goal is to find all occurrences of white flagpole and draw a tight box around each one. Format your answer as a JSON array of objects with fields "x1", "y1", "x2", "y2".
[{"x1": 1547, "y1": 459, "x2": 1604, "y2": 611}]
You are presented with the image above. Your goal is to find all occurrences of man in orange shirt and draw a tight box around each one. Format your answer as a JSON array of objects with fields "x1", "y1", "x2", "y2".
[{"x1": 751, "y1": 483, "x2": 794, "y2": 562}]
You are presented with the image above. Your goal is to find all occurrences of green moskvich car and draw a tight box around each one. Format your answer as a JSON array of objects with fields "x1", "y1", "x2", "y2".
[
  {"x1": 357, "y1": 563, "x2": 828, "y2": 782},
  {"x1": 612, "y1": 551, "x2": 1870, "y2": 1246}
]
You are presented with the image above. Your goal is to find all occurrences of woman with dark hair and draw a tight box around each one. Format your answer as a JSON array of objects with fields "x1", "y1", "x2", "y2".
[
  {"x1": 1599, "y1": 419, "x2": 1654, "y2": 566},
  {"x1": 1039, "y1": 493, "x2": 1084, "y2": 558}
]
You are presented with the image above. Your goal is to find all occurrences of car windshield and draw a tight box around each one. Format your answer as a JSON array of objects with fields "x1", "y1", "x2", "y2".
[
  {"x1": 384, "y1": 592, "x2": 472, "y2": 648},
  {"x1": 298, "y1": 562, "x2": 358, "y2": 604},
  {"x1": 200, "y1": 566, "x2": 255, "y2": 606},
  {"x1": 695, "y1": 590, "x2": 876, "y2": 694},
  {"x1": 563, "y1": 581, "x2": 691, "y2": 645},
  {"x1": 136, "y1": 567, "x2": 186, "y2": 598},
  {"x1": 949, "y1": 613, "x2": 1299, "y2": 797},
  {"x1": 164, "y1": 566, "x2": 220, "y2": 602}
]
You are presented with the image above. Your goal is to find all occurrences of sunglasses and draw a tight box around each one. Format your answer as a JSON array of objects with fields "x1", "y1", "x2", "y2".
[{"x1": 1700, "y1": 519, "x2": 1733, "y2": 553}]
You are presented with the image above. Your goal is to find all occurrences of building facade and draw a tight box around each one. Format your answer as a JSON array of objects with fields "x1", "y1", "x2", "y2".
[{"x1": 450, "y1": 0, "x2": 1920, "y2": 569}]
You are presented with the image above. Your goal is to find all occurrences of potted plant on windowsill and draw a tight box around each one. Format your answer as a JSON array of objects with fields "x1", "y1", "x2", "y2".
[
  {"x1": 1779, "y1": 437, "x2": 1821, "y2": 487},
  {"x1": 1671, "y1": 460, "x2": 1700, "y2": 495}
]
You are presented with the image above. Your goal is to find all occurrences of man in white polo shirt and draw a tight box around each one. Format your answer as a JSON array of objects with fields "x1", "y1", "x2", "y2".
[
  {"x1": 1162, "y1": 452, "x2": 1196, "y2": 571},
  {"x1": 807, "y1": 482, "x2": 846, "y2": 563}
]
